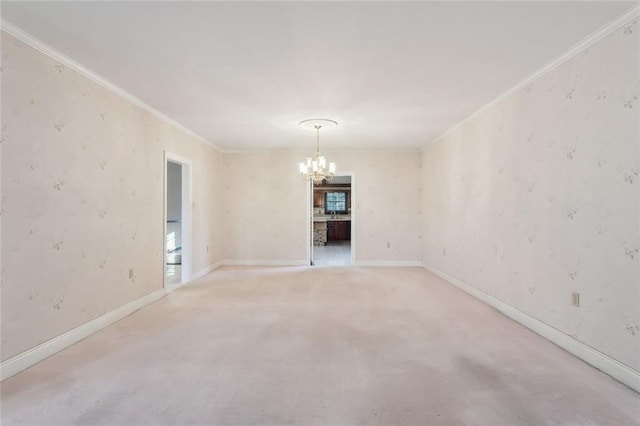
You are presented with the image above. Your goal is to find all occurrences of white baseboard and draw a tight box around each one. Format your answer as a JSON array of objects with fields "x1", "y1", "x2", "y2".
[
  {"x1": 165, "y1": 260, "x2": 225, "y2": 292},
  {"x1": 224, "y1": 260, "x2": 424, "y2": 267},
  {"x1": 220, "y1": 259, "x2": 424, "y2": 267},
  {"x1": 0, "y1": 289, "x2": 165, "y2": 382},
  {"x1": 223, "y1": 259, "x2": 309, "y2": 266},
  {"x1": 190, "y1": 260, "x2": 225, "y2": 281},
  {"x1": 422, "y1": 262, "x2": 640, "y2": 393},
  {"x1": 355, "y1": 260, "x2": 423, "y2": 267}
]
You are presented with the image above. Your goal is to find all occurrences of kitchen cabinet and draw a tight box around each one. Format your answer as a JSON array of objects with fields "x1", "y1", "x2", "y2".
[
  {"x1": 313, "y1": 191, "x2": 323, "y2": 207},
  {"x1": 327, "y1": 220, "x2": 351, "y2": 241}
]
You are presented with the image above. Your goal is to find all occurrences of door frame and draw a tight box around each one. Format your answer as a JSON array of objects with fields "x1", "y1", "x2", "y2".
[
  {"x1": 307, "y1": 171, "x2": 356, "y2": 265},
  {"x1": 308, "y1": 180, "x2": 314, "y2": 265},
  {"x1": 344, "y1": 172, "x2": 356, "y2": 265},
  {"x1": 163, "y1": 151, "x2": 193, "y2": 289}
]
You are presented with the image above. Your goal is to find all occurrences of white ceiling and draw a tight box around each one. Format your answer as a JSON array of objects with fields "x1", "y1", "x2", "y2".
[{"x1": 2, "y1": 1, "x2": 635, "y2": 151}]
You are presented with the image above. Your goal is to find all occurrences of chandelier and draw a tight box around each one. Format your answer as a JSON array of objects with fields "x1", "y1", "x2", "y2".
[{"x1": 298, "y1": 119, "x2": 337, "y2": 183}]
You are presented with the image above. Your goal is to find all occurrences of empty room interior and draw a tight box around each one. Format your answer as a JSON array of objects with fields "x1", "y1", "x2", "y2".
[{"x1": 1, "y1": 1, "x2": 639, "y2": 424}]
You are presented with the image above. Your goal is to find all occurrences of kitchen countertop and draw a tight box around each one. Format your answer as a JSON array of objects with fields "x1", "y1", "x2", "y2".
[{"x1": 313, "y1": 215, "x2": 351, "y2": 222}]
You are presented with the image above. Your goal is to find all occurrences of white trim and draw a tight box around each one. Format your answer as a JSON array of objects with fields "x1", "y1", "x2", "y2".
[
  {"x1": 307, "y1": 180, "x2": 313, "y2": 266},
  {"x1": 223, "y1": 259, "x2": 309, "y2": 267},
  {"x1": 355, "y1": 260, "x2": 423, "y2": 267},
  {"x1": 310, "y1": 172, "x2": 356, "y2": 266},
  {"x1": 0, "y1": 19, "x2": 222, "y2": 153},
  {"x1": 422, "y1": 263, "x2": 640, "y2": 393},
  {"x1": 343, "y1": 172, "x2": 357, "y2": 266},
  {"x1": 164, "y1": 261, "x2": 212, "y2": 292},
  {"x1": 425, "y1": 4, "x2": 640, "y2": 149},
  {"x1": 165, "y1": 281, "x2": 191, "y2": 292},
  {"x1": 190, "y1": 260, "x2": 225, "y2": 282},
  {"x1": 164, "y1": 152, "x2": 193, "y2": 288},
  {"x1": 0, "y1": 289, "x2": 165, "y2": 382},
  {"x1": 163, "y1": 260, "x2": 225, "y2": 292},
  {"x1": 180, "y1": 159, "x2": 193, "y2": 283},
  {"x1": 222, "y1": 148, "x2": 423, "y2": 154},
  {"x1": 221, "y1": 259, "x2": 424, "y2": 267}
]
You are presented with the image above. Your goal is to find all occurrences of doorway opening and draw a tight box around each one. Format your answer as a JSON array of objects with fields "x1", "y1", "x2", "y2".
[
  {"x1": 164, "y1": 152, "x2": 192, "y2": 289},
  {"x1": 310, "y1": 173, "x2": 355, "y2": 266}
]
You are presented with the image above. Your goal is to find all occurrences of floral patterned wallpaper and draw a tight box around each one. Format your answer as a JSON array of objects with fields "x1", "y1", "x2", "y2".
[
  {"x1": 222, "y1": 152, "x2": 310, "y2": 262},
  {"x1": 223, "y1": 151, "x2": 423, "y2": 263},
  {"x1": 8, "y1": 15, "x2": 634, "y2": 372},
  {"x1": 422, "y1": 20, "x2": 639, "y2": 370},
  {"x1": 1, "y1": 33, "x2": 225, "y2": 361},
  {"x1": 330, "y1": 151, "x2": 423, "y2": 263},
  {"x1": 1, "y1": 30, "x2": 423, "y2": 363}
]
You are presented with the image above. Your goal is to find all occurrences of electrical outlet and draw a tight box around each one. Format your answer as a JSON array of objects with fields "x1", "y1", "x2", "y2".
[
  {"x1": 572, "y1": 291, "x2": 580, "y2": 307},
  {"x1": 206, "y1": 245, "x2": 209, "y2": 253},
  {"x1": 386, "y1": 242, "x2": 391, "y2": 248},
  {"x1": 129, "y1": 268, "x2": 134, "y2": 279}
]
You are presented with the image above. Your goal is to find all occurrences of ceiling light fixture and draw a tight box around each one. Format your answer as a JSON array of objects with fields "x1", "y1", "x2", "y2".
[{"x1": 298, "y1": 119, "x2": 337, "y2": 183}]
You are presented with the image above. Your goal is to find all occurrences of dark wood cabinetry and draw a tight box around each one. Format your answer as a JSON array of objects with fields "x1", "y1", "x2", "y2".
[
  {"x1": 327, "y1": 221, "x2": 351, "y2": 241},
  {"x1": 313, "y1": 191, "x2": 323, "y2": 207}
]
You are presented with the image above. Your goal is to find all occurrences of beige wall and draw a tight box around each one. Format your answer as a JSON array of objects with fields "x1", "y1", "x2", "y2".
[
  {"x1": 1, "y1": 32, "x2": 423, "y2": 362},
  {"x1": 1, "y1": 33, "x2": 225, "y2": 361},
  {"x1": 222, "y1": 152, "x2": 309, "y2": 263},
  {"x1": 223, "y1": 151, "x2": 422, "y2": 264},
  {"x1": 329, "y1": 151, "x2": 422, "y2": 263},
  {"x1": 6, "y1": 15, "x2": 636, "y2": 377},
  {"x1": 421, "y1": 20, "x2": 639, "y2": 370}
]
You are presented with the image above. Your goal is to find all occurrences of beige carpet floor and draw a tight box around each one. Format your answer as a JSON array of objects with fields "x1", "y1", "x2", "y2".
[{"x1": 1, "y1": 266, "x2": 639, "y2": 425}]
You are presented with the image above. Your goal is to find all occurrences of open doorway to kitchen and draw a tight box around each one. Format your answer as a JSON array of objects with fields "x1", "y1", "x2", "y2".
[
  {"x1": 311, "y1": 173, "x2": 355, "y2": 266},
  {"x1": 164, "y1": 152, "x2": 192, "y2": 289}
]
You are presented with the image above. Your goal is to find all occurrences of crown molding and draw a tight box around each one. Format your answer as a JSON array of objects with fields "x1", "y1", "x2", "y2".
[
  {"x1": 222, "y1": 148, "x2": 422, "y2": 154},
  {"x1": 424, "y1": 3, "x2": 640, "y2": 150},
  {"x1": 1, "y1": 19, "x2": 223, "y2": 153}
]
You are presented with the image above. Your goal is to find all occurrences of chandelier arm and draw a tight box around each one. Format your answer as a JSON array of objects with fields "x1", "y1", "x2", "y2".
[{"x1": 298, "y1": 120, "x2": 337, "y2": 182}]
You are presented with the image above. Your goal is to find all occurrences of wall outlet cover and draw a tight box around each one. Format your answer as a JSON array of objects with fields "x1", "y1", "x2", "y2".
[{"x1": 572, "y1": 291, "x2": 580, "y2": 307}]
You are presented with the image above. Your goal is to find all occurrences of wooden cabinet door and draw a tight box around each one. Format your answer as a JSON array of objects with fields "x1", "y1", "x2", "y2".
[
  {"x1": 327, "y1": 221, "x2": 337, "y2": 240},
  {"x1": 336, "y1": 222, "x2": 346, "y2": 240},
  {"x1": 313, "y1": 191, "x2": 323, "y2": 207},
  {"x1": 327, "y1": 221, "x2": 351, "y2": 241}
]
